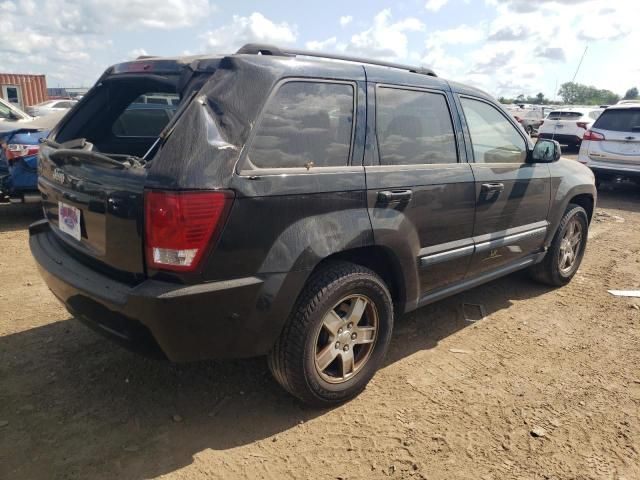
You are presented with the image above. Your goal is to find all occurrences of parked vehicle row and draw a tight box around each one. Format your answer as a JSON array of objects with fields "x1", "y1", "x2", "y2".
[
  {"x1": 29, "y1": 44, "x2": 596, "y2": 406},
  {"x1": 503, "y1": 104, "x2": 609, "y2": 147}
]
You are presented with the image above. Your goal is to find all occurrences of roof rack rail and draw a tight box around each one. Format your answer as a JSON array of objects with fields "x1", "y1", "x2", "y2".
[{"x1": 235, "y1": 43, "x2": 437, "y2": 77}]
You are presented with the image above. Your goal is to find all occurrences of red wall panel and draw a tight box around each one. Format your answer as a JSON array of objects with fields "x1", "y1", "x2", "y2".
[{"x1": 0, "y1": 73, "x2": 48, "y2": 108}]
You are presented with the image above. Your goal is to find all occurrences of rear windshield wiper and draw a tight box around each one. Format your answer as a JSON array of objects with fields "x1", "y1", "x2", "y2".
[
  {"x1": 43, "y1": 137, "x2": 145, "y2": 168},
  {"x1": 41, "y1": 137, "x2": 87, "y2": 150},
  {"x1": 49, "y1": 149, "x2": 128, "y2": 169}
]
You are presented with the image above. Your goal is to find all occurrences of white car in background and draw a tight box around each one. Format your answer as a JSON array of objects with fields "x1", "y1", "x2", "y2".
[
  {"x1": 26, "y1": 99, "x2": 77, "y2": 117},
  {"x1": 538, "y1": 107, "x2": 603, "y2": 148},
  {"x1": 578, "y1": 103, "x2": 640, "y2": 187}
]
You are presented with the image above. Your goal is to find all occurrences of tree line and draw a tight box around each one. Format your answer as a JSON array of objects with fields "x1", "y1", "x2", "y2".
[{"x1": 499, "y1": 83, "x2": 638, "y2": 106}]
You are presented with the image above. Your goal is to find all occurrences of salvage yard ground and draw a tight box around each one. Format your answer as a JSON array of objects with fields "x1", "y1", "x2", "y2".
[{"x1": 2, "y1": 149, "x2": 640, "y2": 479}]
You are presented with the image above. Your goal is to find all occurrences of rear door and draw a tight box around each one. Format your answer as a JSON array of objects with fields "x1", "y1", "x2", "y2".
[
  {"x1": 457, "y1": 95, "x2": 551, "y2": 276},
  {"x1": 365, "y1": 82, "x2": 476, "y2": 298},
  {"x1": 588, "y1": 107, "x2": 640, "y2": 166}
]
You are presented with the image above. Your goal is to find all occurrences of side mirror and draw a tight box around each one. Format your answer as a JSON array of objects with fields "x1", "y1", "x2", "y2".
[{"x1": 530, "y1": 138, "x2": 561, "y2": 163}]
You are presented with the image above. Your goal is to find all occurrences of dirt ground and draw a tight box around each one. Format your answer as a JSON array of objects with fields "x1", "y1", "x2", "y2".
[{"x1": 2, "y1": 152, "x2": 640, "y2": 479}]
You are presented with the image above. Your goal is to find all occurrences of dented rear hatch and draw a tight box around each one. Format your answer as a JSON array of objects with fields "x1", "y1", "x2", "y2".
[{"x1": 38, "y1": 59, "x2": 190, "y2": 282}]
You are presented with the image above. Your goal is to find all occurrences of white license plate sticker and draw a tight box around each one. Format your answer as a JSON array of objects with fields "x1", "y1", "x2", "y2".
[{"x1": 58, "y1": 202, "x2": 81, "y2": 241}]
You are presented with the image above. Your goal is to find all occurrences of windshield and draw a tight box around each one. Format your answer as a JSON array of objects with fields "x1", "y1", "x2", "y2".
[
  {"x1": 0, "y1": 101, "x2": 14, "y2": 120},
  {"x1": 593, "y1": 108, "x2": 640, "y2": 132},
  {"x1": 547, "y1": 111, "x2": 583, "y2": 120},
  {"x1": 0, "y1": 97, "x2": 27, "y2": 120}
]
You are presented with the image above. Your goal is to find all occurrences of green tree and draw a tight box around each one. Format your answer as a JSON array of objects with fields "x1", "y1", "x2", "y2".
[
  {"x1": 624, "y1": 87, "x2": 638, "y2": 100},
  {"x1": 558, "y1": 82, "x2": 585, "y2": 104},
  {"x1": 535, "y1": 92, "x2": 545, "y2": 104},
  {"x1": 558, "y1": 82, "x2": 620, "y2": 105}
]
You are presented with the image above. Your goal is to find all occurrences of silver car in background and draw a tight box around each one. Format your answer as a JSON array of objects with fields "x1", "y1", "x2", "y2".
[
  {"x1": 578, "y1": 103, "x2": 640, "y2": 186},
  {"x1": 26, "y1": 99, "x2": 77, "y2": 117}
]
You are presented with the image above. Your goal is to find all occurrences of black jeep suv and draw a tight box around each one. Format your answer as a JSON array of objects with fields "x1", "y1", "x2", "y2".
[{"x1": 30, "y1": 44, "x2": 596, "y2": 406}]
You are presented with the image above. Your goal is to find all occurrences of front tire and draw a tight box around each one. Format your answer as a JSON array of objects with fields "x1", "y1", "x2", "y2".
[
  {"x1": 529, "y1": 204, "x2": 589, "y2": 286},
  {"x1": 268, "y1": 261, "x2": 393, "y2": 407}
]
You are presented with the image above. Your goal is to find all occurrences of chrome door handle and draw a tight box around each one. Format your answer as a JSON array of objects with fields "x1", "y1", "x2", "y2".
[
  {"x1": 481, "y1": 183, "x2": 504, "y2": 193},
  {"x1": 377, "y1": 190, "x2": 413, "y2": 204}
]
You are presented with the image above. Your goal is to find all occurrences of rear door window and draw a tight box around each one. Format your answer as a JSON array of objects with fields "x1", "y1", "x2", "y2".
[
  {"x1": 461, "y1": 97, "x2": 527, "y2": 164},
  {"x1": 247, "y1": 81, "x2": 355, "y2": 169},
  {"x1": 376, "y1": 87, "x2": 458, "y2": 165},
  {"x1": 593, "y1": 109, "x2": 640, "y2": 132},
  {"x1": 588, "y1": 110, "x2": 602, "y2": 120}
]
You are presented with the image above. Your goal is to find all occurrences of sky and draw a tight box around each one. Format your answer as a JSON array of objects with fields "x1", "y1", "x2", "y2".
[{"x1": 0, "y1": 0, "x2": 638, "y2": 99}]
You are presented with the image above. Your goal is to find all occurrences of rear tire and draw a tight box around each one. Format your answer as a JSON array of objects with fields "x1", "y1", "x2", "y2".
[
  {"x1": 529, "y1": 204, "x2": 589, "y2": 287},
  {"x1": 268, "y1": 261, "x2": 393, "y2": 407}
]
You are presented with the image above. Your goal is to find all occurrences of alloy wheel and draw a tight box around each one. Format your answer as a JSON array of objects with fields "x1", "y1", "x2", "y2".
[
  {"x1": 558, "y1": 217, "x2": 583, "y2": 275},
  {"x1": 314, "y1": 294, "x2": 378, "y2": 384}
]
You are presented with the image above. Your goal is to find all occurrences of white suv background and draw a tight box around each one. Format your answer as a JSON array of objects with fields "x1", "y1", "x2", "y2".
[
  {"x1": 578, "y1": 103, "x2": 640, "y2": 185},
  {"x1": 538, "y1": 107, "x2": 603, "y2": 147}
]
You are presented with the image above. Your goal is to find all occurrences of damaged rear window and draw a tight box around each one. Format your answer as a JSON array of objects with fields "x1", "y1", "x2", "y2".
[{"x1": 55, "y1": 76, "x2": 181, "y2": 158}]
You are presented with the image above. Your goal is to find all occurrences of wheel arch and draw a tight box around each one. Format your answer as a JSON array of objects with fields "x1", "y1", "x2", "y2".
[
  {"x1": 568, "y1": 193, "x2": 594, "y2": 223},
  {"x1": 308, "y1": 246, "x2": 409, "y2": 316}
]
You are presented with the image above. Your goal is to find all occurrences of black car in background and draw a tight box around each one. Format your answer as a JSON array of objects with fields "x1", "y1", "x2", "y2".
[{"x1": 30, "y1": 45, "x2": 596, "y2": 406}]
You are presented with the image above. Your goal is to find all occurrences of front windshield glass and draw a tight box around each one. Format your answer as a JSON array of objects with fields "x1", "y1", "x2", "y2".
[{"x1": 0, "y1": 101, "x2": 13, "y2": 119}]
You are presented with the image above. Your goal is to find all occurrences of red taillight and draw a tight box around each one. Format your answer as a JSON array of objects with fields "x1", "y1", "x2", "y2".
[
  {"x1": 6, "y1": 144, "x2": 39, "y2": 162},
  {"x1": 144, "y1": 190, "x2": 234, "y2": 272},
  {"x1": 583, "y1": 130, "x2": 605, "y2": 141},
  {"x1": 514, "y1": 116, "x2": 522, "y2": 122},
  {"x1": 576, "y1": 122, "x2": 589, "y2": 130},
  {"x1": 539, "y1": 121, "x2": 544, "y2": 126}
]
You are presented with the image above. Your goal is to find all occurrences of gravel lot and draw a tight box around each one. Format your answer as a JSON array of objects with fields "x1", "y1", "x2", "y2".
[{"x1": 2, "y1": 149, "x2": 640, "y2": 479}]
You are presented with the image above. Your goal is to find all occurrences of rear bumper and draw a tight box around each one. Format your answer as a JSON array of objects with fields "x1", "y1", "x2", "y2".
[
  {"x1": 29, "y1": 219, "x2": 301, "y2": 362},
  {"x1": 586, "y1": 161, "x2": 640, "y2": 180},
  {"x1": 538, "y1": 133, "x2": 582, "y2": 145}
]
